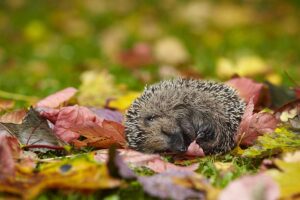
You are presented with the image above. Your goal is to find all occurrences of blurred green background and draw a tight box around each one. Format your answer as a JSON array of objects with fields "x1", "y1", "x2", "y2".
[{"x1": 0, "y1": 0, "x2": 299, "y2": 98}]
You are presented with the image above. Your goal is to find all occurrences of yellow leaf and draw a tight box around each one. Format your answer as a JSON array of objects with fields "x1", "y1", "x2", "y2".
[
  {"x1": 216, "y1": 55, "x2": 270, "y2": 78},
  {"x1": 78, "y1": 70, "x2": 122, "y2": 106},
  {"x1": 109, "y1": 92, "x2": 140, "y2": 111},
  {"x1": 0, "y1": 155, "x2": 120, "y2": 199},
  {"x1": 214, "y1": 162, "x2": 234, "y2": 171},
  {"x1": 266, "y1": 73, "x2": 282, "y2": 85},
  {"x1": 267, "y1": 158, "x2": 300, "y2": 199},
  {"x1": 236, "y1": 56, "x2": 269, "y2": 77},
  {"x1": 216, "y1": 57, "x2": 236, "y2": 78}
]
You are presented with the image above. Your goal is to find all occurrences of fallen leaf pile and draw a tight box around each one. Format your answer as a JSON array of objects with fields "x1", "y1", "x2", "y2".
[{"x1": 1, "y1": 76, "x2": 300, "y2": 199}]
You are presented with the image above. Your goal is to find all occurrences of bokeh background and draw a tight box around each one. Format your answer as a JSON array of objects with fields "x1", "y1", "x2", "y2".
[{"x1": 0, "y1": 0, "x2": 300, "y2": 98}]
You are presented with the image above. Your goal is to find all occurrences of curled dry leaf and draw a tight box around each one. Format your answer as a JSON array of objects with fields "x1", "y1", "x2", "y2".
[
  {"x1": 36, "y1": 87, "x2": 77, "y2": 108},
  {"x1": 219, "y1": 174, "x2": 279, "y2": 200},
  {"x1": 237, "y1": 100, "x2": 278, "y2": 146},
  {"x1": 0, "y1": 108, "x2": 63, "y2": 151}
]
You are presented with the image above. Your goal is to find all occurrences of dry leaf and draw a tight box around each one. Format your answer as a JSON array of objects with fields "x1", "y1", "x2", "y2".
[{"x1": 0, "y1": 109, "x2": 27, "y2": 124}]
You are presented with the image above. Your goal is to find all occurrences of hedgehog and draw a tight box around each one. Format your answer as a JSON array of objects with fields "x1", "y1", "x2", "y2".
[{"x1": 125, "y1": 78, "x2": 246, "y2": 155}]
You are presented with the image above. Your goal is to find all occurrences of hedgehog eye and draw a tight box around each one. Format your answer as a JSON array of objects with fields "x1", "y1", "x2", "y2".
[
  {"x1": 145, "y1": 115, "x2": 157, "y2": 122},
  {"x1": 173, "y1": 104, "x2": 186, "y2": 110}
]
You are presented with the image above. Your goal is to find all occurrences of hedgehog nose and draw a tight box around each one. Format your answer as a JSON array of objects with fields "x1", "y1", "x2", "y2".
[{"x1": 177, "y1": 146, "x2": 187, "y2": 153}]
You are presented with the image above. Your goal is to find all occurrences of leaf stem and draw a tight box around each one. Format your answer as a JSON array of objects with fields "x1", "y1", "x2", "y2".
[
  {"x1": 0, "y1": 89, "x2": 38, "y2": 102},
  {"x1": 22, "y1": 145, "x2": 65, "y2": 150}
]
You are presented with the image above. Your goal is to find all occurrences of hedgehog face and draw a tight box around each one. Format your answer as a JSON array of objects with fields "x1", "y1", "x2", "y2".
[{"x1": 125, "y1": 95, "x2": 196, "y2": 153}]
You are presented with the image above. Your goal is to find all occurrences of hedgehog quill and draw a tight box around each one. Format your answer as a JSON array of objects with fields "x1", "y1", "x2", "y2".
[{"x1": 125, "y1": 79, "x2": 245, "y2": 155}]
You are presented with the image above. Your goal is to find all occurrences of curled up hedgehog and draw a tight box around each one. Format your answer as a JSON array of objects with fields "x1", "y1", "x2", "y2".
[{"x1": 125, "y1": 78, "x2": 246, "y2": 155}]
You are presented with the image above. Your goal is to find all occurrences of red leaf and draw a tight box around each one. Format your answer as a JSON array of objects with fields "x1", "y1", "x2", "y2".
[
  {"x1": 185, "y1": 141, "x2": 205, "y2": 157},
  {"x1": 0, "y1": 109, "x2": 27, "y2": 124},
  {"x1": 38, "y1": 107, "x2": 60, "y2": 123},
  {"x1": 36, "y1": 87, "x2": 77, "y2": 108},
  {"x1": 39, "y1": 105, "x2": 126, "y2": 148},
  {"x1": 40, "y1": 105, "x2": 104, "y2": 142},
  {"x1": 237, "y1": 100, "x2": 278, "y2": 146},
  {"x1": 226, "y1": 77, "x2": 264, "y2": 106}
]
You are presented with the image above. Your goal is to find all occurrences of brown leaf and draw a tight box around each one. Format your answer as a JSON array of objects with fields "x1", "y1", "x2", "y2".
[
  {"x1": 71, "y1": 120, "x2": 125, "y2": 148},
  {"x1": 0, "y1": 135, "x2": 20, "y2": 177},
  {"x1": 36, "y1": 87, "x2": 77, "y2": 108},
  {"x1": 0, "y1": 109, "x2": 27, "y2": 124},
  {"x1": 0, "y1": 99, "x2": 14, "y2": 112}
]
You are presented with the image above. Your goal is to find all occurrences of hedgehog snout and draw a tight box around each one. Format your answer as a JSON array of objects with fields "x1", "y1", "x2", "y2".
[{"x1": 164, "y1": 129, "x2": 187, "y2": 153}]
